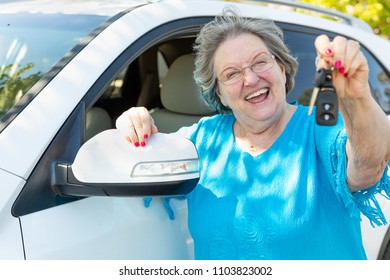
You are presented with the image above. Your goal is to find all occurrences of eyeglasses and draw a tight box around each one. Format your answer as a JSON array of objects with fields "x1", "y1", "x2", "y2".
[{"x1": 217, "y1": 53, "x2": 275, "y2": 86}]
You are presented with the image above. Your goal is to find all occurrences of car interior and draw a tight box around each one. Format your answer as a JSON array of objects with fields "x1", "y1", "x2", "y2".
[{"x1": 85, "y1": 36, "x2": 216, "y2": 140}]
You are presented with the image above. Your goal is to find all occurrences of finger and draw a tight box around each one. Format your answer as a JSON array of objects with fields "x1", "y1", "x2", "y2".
[
  {"x1": 128, "y1": 108, "x2": 146, "y2": 146},
  {"x1": 343, "y1": 39, "x2": 361, "y2": 77},
  {"x1": 314, "y1": 34, "x2": 333, "y2": 69},
  {"x1": 314, "y1": 34, "x2": 332, "y2": 55},
  {"x1": 124, "y1": 109, "x2": 143, "y2": 146},
  {"x1": 150, "y1": 117, "x2": 159, "y2": 135},
  {"x1": 126, "y1": 119, "x2": 140, "y2": 146},
  {"x1": 138, "y1": 107, "x2": 155, "y2": 146},
  {"x1": 332, "y1": 36, "x2": 348, "y2": 77},
  {"x1": 344, "y1": 51, "x2": 369, "y2": 83}
]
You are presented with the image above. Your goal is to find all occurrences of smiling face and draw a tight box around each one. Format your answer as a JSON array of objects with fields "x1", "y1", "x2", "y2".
[{"x1": 215, "y1": 33, "x2": 288, "y2": 130}]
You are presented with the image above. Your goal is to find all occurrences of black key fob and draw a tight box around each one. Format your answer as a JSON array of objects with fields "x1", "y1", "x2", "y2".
[{"x1": 314, "y1": 68, "x2": 338, "y2": 126}]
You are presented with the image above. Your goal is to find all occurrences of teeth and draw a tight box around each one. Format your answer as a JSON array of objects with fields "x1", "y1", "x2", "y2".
[{"x1": 245, "y1": 88, "x2": 268, "y2": 101}]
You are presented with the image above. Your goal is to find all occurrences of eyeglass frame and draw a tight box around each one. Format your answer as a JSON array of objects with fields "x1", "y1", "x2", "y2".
[{"x1": 217, "y1": 52, "x2": 276, "y2": 86}]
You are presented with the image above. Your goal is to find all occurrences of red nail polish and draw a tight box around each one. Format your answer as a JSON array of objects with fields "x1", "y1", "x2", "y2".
[
  {"x1": 135, "y1": 142, "x2": 140, "y2": 147},
  {"x1": 339, "y1": 66, "x2": 345, "y2": 74},
  {"x1": 335, "y1": 60, "x2": 342, "y2": 69},
  {"x1": 344, "y1": 72, "x2": 349, "y2": 78},
  {"x1": 144, "y1": 134, "x2": 149, "y2": 139},
  {"x1": 141, "y1": 142, "x2": 146, "y2": 147},
  {"x1": 326, "y1": 48, "x2": 332, "y2": 55}
]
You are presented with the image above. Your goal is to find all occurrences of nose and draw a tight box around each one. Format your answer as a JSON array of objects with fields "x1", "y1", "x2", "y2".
[{"x1": 242, "y1": 67, "x2": 259, "y2": 86}]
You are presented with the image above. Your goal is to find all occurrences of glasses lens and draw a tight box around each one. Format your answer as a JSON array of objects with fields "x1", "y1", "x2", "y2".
[
  {"x1": 251, "y1": 53, "x2": 274, "y2": 73},
  {"x1": 218, "y1": 53, "x2": 274, "y2": 86},
  {"x1": 219, "y1": 69, "x2": 242, "y2": 85}
]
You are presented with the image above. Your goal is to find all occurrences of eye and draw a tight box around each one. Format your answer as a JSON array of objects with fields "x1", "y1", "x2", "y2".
[
  {"x1": 253, "y1": 57, "x2": 267, "y2": 66},
  {"x1": 222, "y1": 69, "x2": 240, "y2": 80},
  {"x1": 252, "y1": 54, "x2": 272, "y2": 71}
]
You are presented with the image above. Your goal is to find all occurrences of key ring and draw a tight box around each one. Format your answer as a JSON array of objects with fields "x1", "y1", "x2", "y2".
[{"x1": 315, "y1": 53, "x2": 335, "y2": 71}]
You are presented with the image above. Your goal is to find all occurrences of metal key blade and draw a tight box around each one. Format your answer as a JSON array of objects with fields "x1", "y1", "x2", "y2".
[{"x1": 308, "y1": 87, "x2": 319, "y2": 116}]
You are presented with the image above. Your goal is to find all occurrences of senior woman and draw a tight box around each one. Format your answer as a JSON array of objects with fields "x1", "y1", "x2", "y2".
[{"x1": 116, "y1": 7, "x2": 390, "y2": 259}]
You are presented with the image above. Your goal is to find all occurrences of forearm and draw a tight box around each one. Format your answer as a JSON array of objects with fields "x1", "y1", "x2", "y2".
[{"x1": 340, "y1": 93, "x2": 390, "y2": 191}]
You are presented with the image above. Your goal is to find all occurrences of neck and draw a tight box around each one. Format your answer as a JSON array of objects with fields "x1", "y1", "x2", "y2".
[{"x1": 234, "y1": 104, "x2": 296, "y2": 155}]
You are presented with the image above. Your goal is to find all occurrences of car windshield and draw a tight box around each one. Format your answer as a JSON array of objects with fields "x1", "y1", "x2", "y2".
[{"x1": 0, "y1": 12, "x2": 108, "y2": 119}]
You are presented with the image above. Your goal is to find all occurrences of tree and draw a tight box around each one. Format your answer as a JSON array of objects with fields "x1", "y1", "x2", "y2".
[
  {"x1": 300, "y1": 0, "x2": 390, "y2": 38},
  {"x1": 0, "y1": 63, "x2": 42, "y2": 117}
]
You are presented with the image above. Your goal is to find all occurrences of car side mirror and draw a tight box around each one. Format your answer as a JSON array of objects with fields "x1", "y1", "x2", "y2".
[{"x1": 52, "y1": 129, "x2": 200, "y2": 197}]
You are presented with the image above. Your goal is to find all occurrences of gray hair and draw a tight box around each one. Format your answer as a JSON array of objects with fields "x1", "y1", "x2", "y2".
[{"x1": 193, "y1": 6, "x2": 299, "y2": 113}]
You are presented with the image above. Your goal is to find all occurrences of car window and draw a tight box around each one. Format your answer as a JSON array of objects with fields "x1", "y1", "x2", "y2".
[
  {"x1": 283, "y1": 29, "x2": 319, "y2": 105},
  {"x1": 362, "y1": 48, "x2": 390, "y2": 113},
  {"x1": 0, "y1": 13, "x2": 108, "y2": 120}
]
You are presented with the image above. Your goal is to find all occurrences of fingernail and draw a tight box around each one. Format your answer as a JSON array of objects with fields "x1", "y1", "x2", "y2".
[
  {"x1": 326, "y1": 48, "x2": 332, "y2": 55},
  {"x1": 343, "y1": 72, "x2": 349, "y2": 78},
  {"x1": 338, "y1": 66, "x2": 345, "y2": 74},
  {"x1": 335, "y1": 60, "x2": 342, "y2": 69},
  {"x1": 141, "y1": 142, "x2": 146, "y2": 147},
  {"x1": 144, "y1": 133, "x2": 149, "y2": 139},
  {"x1": 135, "y1": 142, "x2": 140, "y2": 147}
]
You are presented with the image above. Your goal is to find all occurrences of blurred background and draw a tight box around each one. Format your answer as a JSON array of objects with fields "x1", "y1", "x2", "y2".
[{"x1": 299, "y1": 0, "x2": 390, "y2": 39}]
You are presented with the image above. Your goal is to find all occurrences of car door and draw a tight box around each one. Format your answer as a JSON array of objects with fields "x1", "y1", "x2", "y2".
[
  {"x1": 0, "y1": 169, "x2": 25, "y2": 259},
  {"x1": 7, "y1": 9, "x2": 210, "y2": 260}
]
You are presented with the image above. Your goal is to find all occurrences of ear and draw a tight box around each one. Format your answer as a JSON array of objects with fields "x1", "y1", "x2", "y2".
[
  {"x1": 278, "y1": 62, "x2": 287, "y2": 84},
  {"x1": 216, "y1": 88, "x2": 228, "y2": 107}
]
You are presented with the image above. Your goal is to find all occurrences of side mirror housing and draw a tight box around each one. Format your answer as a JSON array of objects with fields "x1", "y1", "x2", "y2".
[{"x1": 52, "y1": 129, "x2": 200, "y2": 197}]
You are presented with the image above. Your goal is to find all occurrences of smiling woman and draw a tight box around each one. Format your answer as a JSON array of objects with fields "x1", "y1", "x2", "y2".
[{"x1": 116, "y1": 6, "x2": 390, "y2": 260}]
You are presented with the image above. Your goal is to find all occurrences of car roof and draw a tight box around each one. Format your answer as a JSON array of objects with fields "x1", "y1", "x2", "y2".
[
  {"x1": 247, "y1": 0, "x2": 373, "y2": 32},
  {"x1": 0, "y1": 0, "x2": 158, "y2": 16},
  {"x1": 0, "y1": 0, "x2": 373, "y2": 33}
]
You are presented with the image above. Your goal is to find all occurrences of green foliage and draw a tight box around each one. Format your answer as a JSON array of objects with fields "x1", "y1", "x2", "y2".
[
  {"x1": 0, "y1": 63, "x2": 42, "y2": 117},
  {"x1": 300, "y1": 0, "x2": 390, "y2": 38}
]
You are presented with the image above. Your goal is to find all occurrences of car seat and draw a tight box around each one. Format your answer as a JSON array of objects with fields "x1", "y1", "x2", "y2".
[
  {"x1": 85, "y1": 106, "x2": 112, "y2": 141},
  {"x1": 150, "y1": 54, "x2": 215, "y2": 133}
]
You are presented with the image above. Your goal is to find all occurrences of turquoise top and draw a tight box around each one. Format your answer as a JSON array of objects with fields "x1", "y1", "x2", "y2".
[{"x1": 172, "y1": 104, "x2": 390, "y2": 260}]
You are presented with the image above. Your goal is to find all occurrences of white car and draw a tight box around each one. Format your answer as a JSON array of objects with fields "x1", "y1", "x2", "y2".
[{"x1": 1, "y1": 0, "x2": 389, "y2": 260}]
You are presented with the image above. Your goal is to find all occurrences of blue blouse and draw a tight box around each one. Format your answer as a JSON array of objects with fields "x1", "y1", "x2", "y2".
[{"x1": 167, "y1": 104, "x2": 390, "y2": 259}]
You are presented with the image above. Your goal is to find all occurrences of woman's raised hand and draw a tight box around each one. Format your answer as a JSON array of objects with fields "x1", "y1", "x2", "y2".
[{"x1": 314, "y1": 35, "x2": 370, "y2": 100}]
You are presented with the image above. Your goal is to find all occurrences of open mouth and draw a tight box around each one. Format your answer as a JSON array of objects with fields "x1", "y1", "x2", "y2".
[{"x1": 244, "y1": 88, "x2": 269, "y2": 103}]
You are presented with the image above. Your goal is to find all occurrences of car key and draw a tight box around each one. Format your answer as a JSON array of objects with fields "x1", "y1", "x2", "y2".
[
  {"x1": 308, "y1": 67, "x2": 327, "y2": 116},
  {"x1": 308, "y1": 87, "x2": 319, "y2": 116},
  {"x1": 308, "y1": 68, "x2": 338, "y2": 126}
]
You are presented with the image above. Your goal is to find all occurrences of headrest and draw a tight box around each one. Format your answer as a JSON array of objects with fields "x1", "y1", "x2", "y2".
[{"x1": 160, "y1": 54, "x2": 215, "y2": 115}]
